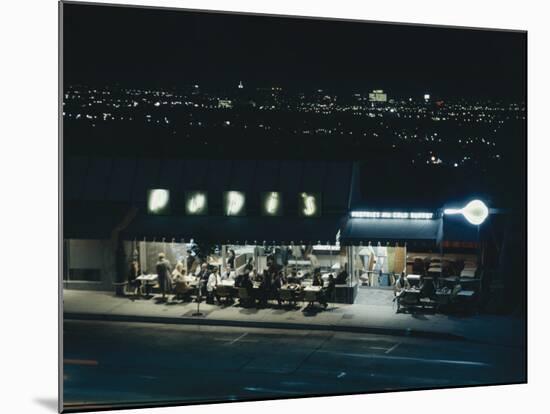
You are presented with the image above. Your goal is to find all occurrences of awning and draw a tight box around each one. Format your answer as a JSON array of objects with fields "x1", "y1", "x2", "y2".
[
  {"x1": 340, "y1": 217, "x2": 443, "y2": 246},
  {"x1": 121, "y1": 214, "x2": 346, "y2": 245}
]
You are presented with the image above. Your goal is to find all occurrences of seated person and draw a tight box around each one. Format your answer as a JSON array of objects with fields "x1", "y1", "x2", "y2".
[
  {"x1": 172, "y1": 268, "x2": 192, "y2": 301},
  {"x1": 220, "y1": 267, "x2": 230, "y2": 280},
  {"x1": 171, "y1": 261, "x2": 185, "y2": 282},
  {"x1": 238, "y1": 273, "x2": 255, "y2": 307},
  {"x1": 393, "y1": 272, "x2": 410, "y2": 297},
  {"x1": 320, "y1": 274, "x2": 336, "y2": 307},
  {"x1": 419, "y1": 277, "x2": 436, "y2": 299},
  {"x1": 244, "y1": 257, "x2": 254, "y2": 273},
  {"x1": 287, "y1": 270, "x2": 298, "y2": 284},
  {"x1": 335, "y1": 268, "x2": 349, "y2": 284},
  {"x1": 241, "y1": 273, "x2": 253, "y2": 292},
  {"x1": 312, "y1": 271, "x2": 323, "y2": 286},
  {"x1": 258, "y1": 271, "x2": 272, "y2": 306},
  {"x1": 234, "y1": 271, "x2": 245, "y2": 288}
]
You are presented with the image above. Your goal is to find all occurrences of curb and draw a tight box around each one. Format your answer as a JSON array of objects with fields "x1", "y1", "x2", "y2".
[{"x1": 64, "y1": 312, "x2": 468, "y2": 342}]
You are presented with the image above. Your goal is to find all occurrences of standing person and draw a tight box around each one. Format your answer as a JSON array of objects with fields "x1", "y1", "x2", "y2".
[
  {"x1": 206, "y1": 268, "x2": 221, "y2": 304},
  {"x1": 272, "y1": 271, "x2": 285, "y2": 306},
  {"x1": 197, "y1": 263, "x2": 210, "y2": 301},
  {"x1": 128, "y1": 259, "x2": 141, "y2": 295},
  {"x1": 259, "y1": 269, "x2": 272, "y2": 307},
  {"x1": 155, "y1": 253, "x2": 172, "y2": 301},
  {"x1": 227, "y1": 249, "x2": 236, "y2": 270}
]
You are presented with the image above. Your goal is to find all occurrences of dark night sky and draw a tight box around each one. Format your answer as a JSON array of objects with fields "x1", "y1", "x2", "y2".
[{"x1": 63, "y1": 2, "x2": 526, "y2": 99}]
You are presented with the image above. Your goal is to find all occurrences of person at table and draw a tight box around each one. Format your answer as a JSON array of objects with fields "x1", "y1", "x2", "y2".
[
  {"x1": 220, "y1": 267, "x2": 231, "y2": 280},
  {"x1": 155, "y1": 253, "x2": 172, "y2": 301},
  {"x1": 128, "y1": 260, "x2": 141, "y2": 294},
  {"x1": 206, "y1": 268, "x2": 221, "y2": 304},
  {"x1": 272, "y1": 271, "x2": 285, "y2": 306},
  {"x1": 287, "y1": 270, "x2": 298, "y2": 284},
  {"x1": 172, "y1": 267, "x2": 191, "y2": 301},
  {"x1": 240, "y1": 272, "x2": 255, "y2": 305},
  {"x1": 320, "y1": 274, "x2": 336, "y2": 308},
  {"x1": 258, "y1": 269, "x2": 273, "y2": 307},
  {"x1": 394, "y1": 272, "x2": 410, "y2": 297},
  {"x1": 419, "y1": 276, "x2": 436, "y2": 300},
  {"x1": 171, "y1": 261, "x2": 185, "y2": 282},
  {"x1": 312, "y1": 271, "x2": 323, "y2": 287},
  {"x1": 336, "y1": 266, "x2": 349, "y2": 285},
  {"x1": 244, "y1": 257, "x2": 254, "y2": 273}
]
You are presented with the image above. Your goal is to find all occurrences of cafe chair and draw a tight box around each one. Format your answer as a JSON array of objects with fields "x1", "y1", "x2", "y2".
[
  {"x1": 216, "y1": 285, "x2": 234, "y2": 304},
  {"x1": 304, "y1": 289, "x2": 318, "y2": 309},
  {"x1": 238, "y1": 287, "x2": 253, "y2": 307},
  {"x1": 279, "y1": 288, "x2": 296, "y2": 307}
]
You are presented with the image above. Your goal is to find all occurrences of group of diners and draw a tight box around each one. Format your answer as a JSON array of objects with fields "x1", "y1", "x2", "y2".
[{"x1": 128, "y1": 252, "x2": 340, "y2": 309}]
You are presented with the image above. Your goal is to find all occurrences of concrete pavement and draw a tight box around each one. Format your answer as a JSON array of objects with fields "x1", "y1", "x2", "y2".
[
  {"x1": 63, "y1": 320, "x2": 526, "y2": 410},
  {"x1": 62, "y1": 289, "x2": 525, "y2": 348}
]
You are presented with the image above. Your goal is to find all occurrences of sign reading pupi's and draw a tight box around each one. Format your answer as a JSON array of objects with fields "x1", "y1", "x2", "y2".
[{"x1": 299, "y1": 192, "x2": 321, "y2": 217}]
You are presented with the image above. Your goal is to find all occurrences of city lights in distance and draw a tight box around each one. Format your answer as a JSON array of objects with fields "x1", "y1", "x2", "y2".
[
  {"x1": 300, "y1": 193, "x2": 321, "y2": 217},
  {"x1": 147, "y1": 189, "x2": 170, "y2": 215},
  {"x1": 351, "y1": 211, "x2": 434, "y2": 219},
  {"x1": 185, "y1": 192, "x2": 207, "y2": 215},
  {"x1": 444, "y1": 199, "x2": 489, "y2": 225},
  {"x1": 261, "y1": 192, "x2": 282, "y2": 216},
  {"x1": 224, "y1": 191, "x2": 246, "y2": 216}
]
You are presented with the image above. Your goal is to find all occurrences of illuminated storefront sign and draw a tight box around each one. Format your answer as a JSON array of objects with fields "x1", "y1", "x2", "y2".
[
  {"x1": 299, "y1": 192, "x2": 321, "y2": 217},
  {"x1": 261, "y1": 192, "x2": 283, "y2": 216},
  {"x1": 224, "y1": 191, "x2": 246, "y2": 216},
  {"x1": 185, "y1": 191, "x2": 208, "y2": 215},
  {"x1": 444, "y1": 199, "x2": 489, "y2": 225},
  {"x1": 147, "y1": 189, "x2": 170, "y2": 215},
  {"x1": 350, "y1": 211, "x2": 433, "y2": 219}
]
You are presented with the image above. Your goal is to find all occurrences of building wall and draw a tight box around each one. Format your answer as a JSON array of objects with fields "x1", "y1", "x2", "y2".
[{"x1": 64, "y1": 239, "x2": 116, "y2": 291}]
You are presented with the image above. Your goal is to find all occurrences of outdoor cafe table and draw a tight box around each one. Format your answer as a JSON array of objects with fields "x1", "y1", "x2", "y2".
[
  {"x1": 406, "y1": 274, "x2": 421, "y2": 287},
  {"x1": 303, "y1": 285, "x2": 323, "y2": 306},
  {"x1": 182, "y1": 275, "x2": 198, "y2": 287},
  {"x1": 136, "y1": 274, "x2": 158, "y2": 296}
]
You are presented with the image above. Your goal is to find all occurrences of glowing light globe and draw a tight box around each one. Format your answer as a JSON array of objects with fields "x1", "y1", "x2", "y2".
[{"x1": 444, "y1": 199, "x2": 489, "y2": 225}]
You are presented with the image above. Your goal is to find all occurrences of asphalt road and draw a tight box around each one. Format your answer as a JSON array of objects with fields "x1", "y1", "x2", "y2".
[{"x1": 62, "y1": 320, "x2": 526, "y2": 411}]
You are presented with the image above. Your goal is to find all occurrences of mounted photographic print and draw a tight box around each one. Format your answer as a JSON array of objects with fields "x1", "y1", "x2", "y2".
[{"x1": 60, "y1": 1, "x2": 527, "y2": 412}]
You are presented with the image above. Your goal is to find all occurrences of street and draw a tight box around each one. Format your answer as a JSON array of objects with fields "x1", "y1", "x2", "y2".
[{"x1": 63, "y1": 320, "x2": 526, "y2": 411}]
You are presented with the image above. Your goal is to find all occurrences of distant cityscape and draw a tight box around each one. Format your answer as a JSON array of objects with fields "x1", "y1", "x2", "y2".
[{"x1": 63, "y1": 83, "x2": 525, "y2": 168}]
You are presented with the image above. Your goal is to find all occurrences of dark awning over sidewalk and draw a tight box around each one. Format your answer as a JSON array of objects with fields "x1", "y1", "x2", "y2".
[
  {"x1": 121, "y1": 215, "x2": 345, "y2": 245},
  {"x1": 340, "y1": 217, "x2": 443, "y2": 246}
]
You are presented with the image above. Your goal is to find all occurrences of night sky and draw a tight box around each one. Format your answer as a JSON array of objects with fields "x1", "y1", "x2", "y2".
[{"x1": 63, "y1": 2, "x2": 526, "y2": 100}]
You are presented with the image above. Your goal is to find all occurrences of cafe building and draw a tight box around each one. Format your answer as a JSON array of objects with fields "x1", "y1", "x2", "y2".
[{"x1": 63, "y1": 156, "x2": 494, "y2": 309}]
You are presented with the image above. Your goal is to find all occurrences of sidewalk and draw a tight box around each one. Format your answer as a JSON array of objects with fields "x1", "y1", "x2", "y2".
[{"x1": 63, "y1": 289, "x2": 525, "y2": 348}]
